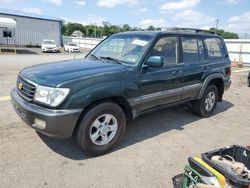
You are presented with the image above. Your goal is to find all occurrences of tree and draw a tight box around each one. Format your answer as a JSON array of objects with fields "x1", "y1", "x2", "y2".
[
  {"x1": 147, "y1": 25, "x2": 155, "y2": 31},
  {"x1": 102, "y1": 22, "x2": 111, "y2": 36},
  {"x1": 109, "y1": 25, "x2": 120, "y2": 35},
  {"x1": 61, "y1": 19, "x2": 66, "y2": 35},
  {"x1": 62, "y1": 22, "x2": 139, "y2": 37},
  {"x1": 122, "y1": 24, "x2": 131, "y2": 32},
  {"x1": 64, "y1": 22, "x2": 84, "y2": 36},
  {"x1": 209, "y1": 28, "x2": 239, "y2": 39}
]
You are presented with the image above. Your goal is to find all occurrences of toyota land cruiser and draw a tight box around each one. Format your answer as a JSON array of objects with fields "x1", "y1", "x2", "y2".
[{"x1": 11, "y1": 28, "x2": 231, "y2": 155}]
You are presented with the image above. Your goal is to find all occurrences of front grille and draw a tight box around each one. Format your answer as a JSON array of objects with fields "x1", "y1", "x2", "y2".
[{"x1": 17, "y1": 75, "x2": 36, "y2": 101}]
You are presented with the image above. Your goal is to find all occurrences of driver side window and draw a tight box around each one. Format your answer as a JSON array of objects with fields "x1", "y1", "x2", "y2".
[{"x1": 150, "y1": 37, "x2": 178, "y2": 65}]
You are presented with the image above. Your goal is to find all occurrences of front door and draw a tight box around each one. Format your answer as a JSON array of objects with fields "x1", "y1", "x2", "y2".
[{"x1": 139, "y1": 36, "x2": 184, "y2": 111}]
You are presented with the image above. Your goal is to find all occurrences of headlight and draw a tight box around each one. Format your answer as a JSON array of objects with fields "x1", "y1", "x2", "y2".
[{"x1": 34, "y1": 85, "x2": 70, "y2": 107}]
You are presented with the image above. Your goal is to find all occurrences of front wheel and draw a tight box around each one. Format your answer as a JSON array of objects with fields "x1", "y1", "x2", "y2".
[
  {"x1": 76, "y1": 102, "x2": 126, "y2": 156},
  {"x1": 192, "y1": 84, "x2": 218, "y2": 117}
]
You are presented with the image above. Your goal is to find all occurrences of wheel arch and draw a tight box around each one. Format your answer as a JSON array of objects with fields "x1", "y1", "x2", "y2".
[
  {"x1": 198, "y1": 74, "x2": 225, "y2": 102},
  {"x1": 72, "y1": 96, "x2": 133, "y2": 136}
]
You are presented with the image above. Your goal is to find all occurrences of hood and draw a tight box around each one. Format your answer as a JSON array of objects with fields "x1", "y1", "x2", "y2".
[{"x1": 20, "y1": 59, "x2": 126, "y2": 86}]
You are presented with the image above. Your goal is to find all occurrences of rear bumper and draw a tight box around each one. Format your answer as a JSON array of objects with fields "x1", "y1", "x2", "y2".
[{"x1": 11, "y1": 88, "x2": 82, "y2": 138}]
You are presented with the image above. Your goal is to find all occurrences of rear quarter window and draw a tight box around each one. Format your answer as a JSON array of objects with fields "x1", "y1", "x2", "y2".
[{"x1": 204, "y1": 37, "x2": 225, "y2": 60}]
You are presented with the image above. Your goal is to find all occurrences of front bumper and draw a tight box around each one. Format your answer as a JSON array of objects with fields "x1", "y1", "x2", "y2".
[
  {"x1": 42, "y1": 48, "x2": 58, "y2": 52},
  {"x1": 224, "y1": 79, "x2": 231, "y2": 91},
  {"x1": 69, "y1": 48, "x2": 80, "y2": 53},
  {"x1": 11, "y1": 88, "x2": 82, "y2": 138}
]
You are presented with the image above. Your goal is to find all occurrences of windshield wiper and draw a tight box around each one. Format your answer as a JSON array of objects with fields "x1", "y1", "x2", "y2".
[{"x1": 99, "y1": 56, "x2": 122, "y2": 64}]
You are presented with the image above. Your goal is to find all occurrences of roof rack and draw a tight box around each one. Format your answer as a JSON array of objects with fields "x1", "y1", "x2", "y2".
[{"x1": 166, "y1": 27, "x2": 217, "y2": 35}]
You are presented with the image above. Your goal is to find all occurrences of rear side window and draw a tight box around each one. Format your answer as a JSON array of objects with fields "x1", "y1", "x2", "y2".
[
  {"x1": 204, "y1": 38, "x2": 224, "y2": 59},
  {"x1": 181, "y1": 37, "x2": 204, "y2": 63}
]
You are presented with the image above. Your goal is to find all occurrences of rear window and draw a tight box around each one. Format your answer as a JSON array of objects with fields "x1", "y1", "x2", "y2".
[{"x1": 204, "y1": 38, "x2": 224, "y2": 59}]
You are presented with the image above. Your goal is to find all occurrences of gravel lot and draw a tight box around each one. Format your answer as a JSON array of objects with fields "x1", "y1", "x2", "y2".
[{"x1": 0, "y1": 54, "x2": 250, "y2": 188}]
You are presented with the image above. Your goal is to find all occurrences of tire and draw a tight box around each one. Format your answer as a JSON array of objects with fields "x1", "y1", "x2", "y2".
[
  {"x1": 76, "y1": 102, "x2": 126, "y2": 156},
  {"x1": 192, "y1": 84, "x2": 218, "y2": 117}
]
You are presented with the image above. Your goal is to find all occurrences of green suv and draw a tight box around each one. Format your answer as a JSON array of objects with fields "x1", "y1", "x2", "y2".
[{"x1": 11, "y1": 28, "x2": 231, "y2": 155}]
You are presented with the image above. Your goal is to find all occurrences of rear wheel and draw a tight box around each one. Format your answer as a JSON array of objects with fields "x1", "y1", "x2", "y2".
[
  {"x1": 76, "y1": 102, "x2": 126, "y2": 156},
  {"x1": 192, "y1": 84, "x2": 218, "y2": 117}
]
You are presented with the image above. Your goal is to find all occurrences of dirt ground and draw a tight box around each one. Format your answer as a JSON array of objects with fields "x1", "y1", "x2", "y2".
[{"x1": 0, "y1": 54, "x2": 250, "y2": 188}]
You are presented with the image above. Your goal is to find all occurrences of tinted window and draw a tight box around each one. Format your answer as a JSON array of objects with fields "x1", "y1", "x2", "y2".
[
  {"x1": 43, "y1": 41, "x2": 55, "y2": 45},
  {"x1": 198, "y1": 39, "x2": 205, "y2": 61},
  {"x1": 181, "y1": 37, "x2": 205, "y2": 63},
  {"x1": 181, "y1": 37, "x2": 199, "y2": 63},
  {"x1": 151, "y1": 37, "x2": 178, "y2": 65},
  {"x1": 204, "y1": 38, "x2": 224, "y2": 59}
]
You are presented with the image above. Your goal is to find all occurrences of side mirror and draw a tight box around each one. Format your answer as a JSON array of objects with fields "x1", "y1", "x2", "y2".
[{"x1": 144, "y1": 56, "x2": 163, "y2": 68}]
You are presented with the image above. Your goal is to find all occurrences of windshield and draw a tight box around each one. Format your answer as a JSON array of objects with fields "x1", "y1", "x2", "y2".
[
  {"x1": 43, "y1": 41, "x2": 55, "y2": 45},
  {"x1": 88, "y1": 34, "x2": 153, "y2": 65},
  {"x1": 69, "y1": 43, "x2": 77, "y2": 46}
]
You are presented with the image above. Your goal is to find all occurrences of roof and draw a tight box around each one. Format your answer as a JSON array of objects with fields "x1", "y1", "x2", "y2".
[
  {"x1": 116, "y1": 29, "x2": 220, "y2": 38},
  {"x1": 0, "y1": 17, "x2": 16, "y2": 28},
  {"x1": 115, "y1": 31, "x2": 161, "y2": 36},
  {"x1": 0, "y1": 8, "x2": 61, "y2": 22}
]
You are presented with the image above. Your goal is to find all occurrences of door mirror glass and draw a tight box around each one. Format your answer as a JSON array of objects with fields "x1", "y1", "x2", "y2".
[{"x1": 145, "y1": 56, "x2": 163, "y2": 68}]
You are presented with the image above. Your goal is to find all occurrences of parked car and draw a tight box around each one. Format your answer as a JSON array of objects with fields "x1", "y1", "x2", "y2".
[
  {"x1": 64, "y1": 42, "x2": 80, "y2": 53},
  {"x1": 41, "y1": 39, "x2": 58, "y2": 53},
  {"x1": 11, "y1": 28, "x2": 231, "y2": 155}
]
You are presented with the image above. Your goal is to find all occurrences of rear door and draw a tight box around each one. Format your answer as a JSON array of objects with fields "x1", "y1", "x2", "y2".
[
  {"x1": 181, "y1": 36, "x2": 207, "y2": 100},
  {"x1": 139, "y1": 35, "x2": 184, "y2": 111},
  {"x1": 203, "y1": 37, "x2": 230, "y2": 78}
]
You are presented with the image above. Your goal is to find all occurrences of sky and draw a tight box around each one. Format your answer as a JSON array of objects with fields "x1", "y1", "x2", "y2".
[{"x1": 0, "y1": 0, "x2": 250, "y2": 37}]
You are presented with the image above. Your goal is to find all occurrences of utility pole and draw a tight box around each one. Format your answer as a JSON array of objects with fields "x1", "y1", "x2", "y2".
[
  {"x1": 94, "y1": 22, "x2": 97, "y2": 38},
  {"x1": 215, "y1": 19, "x2": 219, "y2": 29}
]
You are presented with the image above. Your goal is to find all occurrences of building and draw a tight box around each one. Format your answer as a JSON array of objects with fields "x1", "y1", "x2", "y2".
[
  {"x1": 0, "y1": 8, "x2": 62, "y2": 47},
  {"x1": 72, "y1": 30, "x2": 84, "y2": 38}
]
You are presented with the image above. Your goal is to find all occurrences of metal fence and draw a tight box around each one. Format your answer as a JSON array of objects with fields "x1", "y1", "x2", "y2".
[
  {"x1": 224, "y1": 39, "x2": 250, "y2": 64},
  {"x1": 63, "y1": 36, "x2": 250, "y2": 64},
  {"x1": 62, "y1": 36, "x2": 102, "y2": 50}
]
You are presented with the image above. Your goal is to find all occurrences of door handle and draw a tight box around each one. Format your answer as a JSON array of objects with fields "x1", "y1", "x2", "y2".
[{"x1": 172, "y1": 70, "x2": 182, "y2": 76}]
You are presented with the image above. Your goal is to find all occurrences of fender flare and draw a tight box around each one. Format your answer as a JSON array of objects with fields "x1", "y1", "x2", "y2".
[{"x1": 197, "y1": 73, "x2": 225, "y2": 99}]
